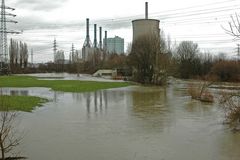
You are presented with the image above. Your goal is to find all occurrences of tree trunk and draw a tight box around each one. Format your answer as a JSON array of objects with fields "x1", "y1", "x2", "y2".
[{"x1": 1, "y1": 143, "x2": 5, "y2": 160}]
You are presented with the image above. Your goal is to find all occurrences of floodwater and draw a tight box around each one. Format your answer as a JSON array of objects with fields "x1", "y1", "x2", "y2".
[
  {"x1": 1, "y1": 77, "x2": 240, "y2": 160},
  {"x1": 20, "y1": 73, "x2": 124, "y2": 82}
]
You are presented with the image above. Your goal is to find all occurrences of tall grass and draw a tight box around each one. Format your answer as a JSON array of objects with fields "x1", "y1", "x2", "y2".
[
  {"x1": 188, "y1": 82, "x2": 214, "y2": 103},
  {"x1": 220, "y1": 92, "x2": 240, "y2": 131}
]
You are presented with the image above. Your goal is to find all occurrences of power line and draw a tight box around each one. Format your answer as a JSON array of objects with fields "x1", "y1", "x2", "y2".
[
  {"x1": 92, "y1": 0, "x2": 238, "y2": 24},
  {"x1": 6, "y1": 0, "x2": 238, "y2": 32},
  {"x1": 31, "y1": 48, "x2": 33, "y2": 66}
]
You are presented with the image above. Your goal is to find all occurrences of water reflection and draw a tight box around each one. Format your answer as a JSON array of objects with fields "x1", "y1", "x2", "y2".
[
  {"x1": 1, "y1": 82, "x2": 240, "y2": 160},
  {"x1": 131, "y1": 87, "x2": 169, "y2": 116},
  {"x1": 72, "y1": 90, "x2": 109, "y2": 118},
  {"x1": 128, "y1": 87, "x2": 173, "y2": 132},
  {"x1": 10, "y1": 90, "x2": 29, "y2": 96},
  {"x1": 184, "y1": 100, "x2": 213, "y2": 114}
]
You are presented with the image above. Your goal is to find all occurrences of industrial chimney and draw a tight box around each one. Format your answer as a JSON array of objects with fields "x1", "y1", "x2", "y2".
[
  {"x1": 86, "y1": 18, "x2": 90, "y2": 47},
  {"x1": 94, "y1": 24, "x2": 97, "y2": 48},
  {"x1": 99, "y1": 27, "x2": 102, "y2": 49},
  {"x1": 104, "y1": 31, "x2": 107, "y2": 50},
  {"x1": 145, "y1": 2, "x2": 148, "y2": 19}
]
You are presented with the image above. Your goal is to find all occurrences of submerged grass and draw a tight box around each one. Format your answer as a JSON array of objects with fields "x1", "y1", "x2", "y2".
[
  {"x1": 0, "y1": 76, "x2": 130, "y2": 92},
  {"x1": 0, "y1": 95, "x2": 48, "y2": 112}
]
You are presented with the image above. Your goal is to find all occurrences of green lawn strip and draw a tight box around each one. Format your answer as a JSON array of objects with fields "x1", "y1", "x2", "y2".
[
  {"x1": 0, "y1": 76, "x2": 130, "y2": 92},
  {"x1": 0, "y1": 95, "x2": 48, "y2": 112}
]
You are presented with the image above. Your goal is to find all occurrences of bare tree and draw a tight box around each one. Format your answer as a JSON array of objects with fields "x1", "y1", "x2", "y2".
[
  {"x1": 129, "y1": 34, "x2": 159, "y2": 83},
  {"x1": 223, "y1": 13, "x2": 240, "y2": 39},
  {"x1": 128, "y1": 33, "x2": 170, "y2": 84},
  {"x1": 9, "y1": 39, "x2": 19, "y2": 70},
  {"x1": 188, "y1": 76, "x2": 215, "y2": 103},
  {"x1": 0, "y1": 96, "x2": 25, "y2": 160},
  {"x1": 175, "y1": 41, "x2": 200, "y2": 78}
]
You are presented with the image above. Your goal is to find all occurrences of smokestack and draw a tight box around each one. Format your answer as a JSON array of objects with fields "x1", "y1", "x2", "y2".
[
  {"x1": 99, "y1": 27, "x2": 102, "y2": 49},
  {"x1": 104, "y1": 31, "x2": 107, "y2": 49},
  {"x1": 145, "y1": 2, "x2": 148, "y2": 19},
  {"x1": 86, "y1": 18, "x2": 90, "y2": 46},
  {"x1": 94, "y1": 24, "x2": 97, "y2": 48}
]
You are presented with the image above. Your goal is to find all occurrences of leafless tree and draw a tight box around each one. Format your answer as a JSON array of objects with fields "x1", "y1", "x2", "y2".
[
  {"x1": 0, "y1": 97, "x2": 25, "y2": 160},
  {"x1": 223, "y1": 13, "x2": 240, "y2": 39},
  {"x1": 9, "y1": 39, "x2": 19, "y2": 70},
  {"x1": 19, "y1": 42, "x2": 28, "y2": 68},
  {"x1": 175, "y1": 41, "x2": 200, "y2": 78},
  {"x1": 128, "y1": 33, "x2": 170, "y2": 84},
  {"x1": 9, "y1": 39, "x2": 28, "y2": 71},
  {"x1": 188, "y1": 78, "x2": 215, "y2": 103}
]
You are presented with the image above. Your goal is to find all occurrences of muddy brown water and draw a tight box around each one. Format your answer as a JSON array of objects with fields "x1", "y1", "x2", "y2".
[{"x1": 1, "y1": 78, "x2": 240, "y2": 160}]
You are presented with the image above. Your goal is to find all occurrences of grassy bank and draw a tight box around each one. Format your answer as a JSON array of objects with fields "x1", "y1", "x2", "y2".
[
  {"x1": 0, "y1": 76, "x2": 130, "y2": 92},
  {"x1": 0, "y1": 95, "x2": 48, "y2": 112}
]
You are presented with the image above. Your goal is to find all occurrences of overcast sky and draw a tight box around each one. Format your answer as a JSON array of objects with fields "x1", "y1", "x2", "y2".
[{"x1": 5, "y1": 0, "x2": 240, "y2": 63}]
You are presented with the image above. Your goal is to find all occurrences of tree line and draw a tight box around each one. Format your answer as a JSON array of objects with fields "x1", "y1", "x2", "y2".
[
  {"x1": 31, "y1": 35, "x2": 240, "y2": 83},
  {"x1": 128, "y1": 33, "x2": 240, "y2": 84},
  {"x1": 9, "y1": 33, "x2": 239, "y2": 84},
  {"x1": 9, "y1": 39, "x2": 29, "y2": 73}
]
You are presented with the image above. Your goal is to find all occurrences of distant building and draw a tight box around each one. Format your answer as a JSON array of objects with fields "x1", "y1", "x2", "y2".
[
  {"x1": 54, "y1": 50, "x2": 65, "y2": 64},
  {"x1": 104, "y1": 36, "x2": 124, "y2": 54},
  {"x1": 82, "y1": 46, "x2": 94, "y2": 61},
  {"x1": 70, "y1": 50, "x2": 82, "y2": 63}
]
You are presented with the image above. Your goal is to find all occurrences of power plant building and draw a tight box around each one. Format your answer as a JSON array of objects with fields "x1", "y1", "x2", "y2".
[
  {"x1": 54, "y1": 50, "x2": 65, "y2": 64},
  {"x1": 132, "y1": 2, "x2": 160, "y2": 41},
  {"x1": 82, "y1": 18, "x2": 106, "y2": 61},
  {"x1": 104, "y1": 36, "x2": 124, "y2": 54},
  {"x1": 82, "y1": 18, "x2": 94, "y2": 61}
]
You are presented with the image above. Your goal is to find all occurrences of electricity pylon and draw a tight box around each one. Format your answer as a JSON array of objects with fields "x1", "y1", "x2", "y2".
[
  {"x1": 53, "y1": 38, "x2": 57, "y2": 63},
  {"x1": 0, "y1": 0, "x2": 19, "y2": 73}
]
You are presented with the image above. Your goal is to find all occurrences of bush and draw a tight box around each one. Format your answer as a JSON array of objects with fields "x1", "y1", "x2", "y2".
[
  {"x1": 211, "y1": 60, "x2": 240, "y2": 82},
  {"x1": 220, "y1": 92, "x2": 240, "y2": 131},
  {"x1": 188, "y1": 82, "x2": 214, "y2": 103}
]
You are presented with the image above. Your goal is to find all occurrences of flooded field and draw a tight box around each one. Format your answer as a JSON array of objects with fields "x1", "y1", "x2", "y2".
[
  {"x1": 21, "y1": 73, "x2": 124, "y2": 82},
  {"x1": 1, "y1": 75, "x2": 240, "y2": 160}
]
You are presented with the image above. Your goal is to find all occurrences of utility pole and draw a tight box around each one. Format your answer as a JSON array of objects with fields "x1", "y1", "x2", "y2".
[
  {"x1": 71, "y1": 43, "x2": 75, "y2": 62},
  {"x1": 53, "y1": 38, "x2": 57, "y2": 63},
  {"x1": 0, "y1": 0, "x2": 19, "y2": 73},
  {"x1": 31, "y1": 48, "x2": 33, "y2": 68}
]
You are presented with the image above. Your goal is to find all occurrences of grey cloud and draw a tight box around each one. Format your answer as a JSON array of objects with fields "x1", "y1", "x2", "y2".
[
  {"x1": 8, "y1": 16, "x2": 86, "y2": 31},
  {"x1": 10, "y1": 16, "x2": 132, "y2": 32},
  {"x1": 13, "y1": 0, "x2": 67, "y2": 11},
  {"x1": 103, "y1": 21, "x2": 131, "y2": 30}
]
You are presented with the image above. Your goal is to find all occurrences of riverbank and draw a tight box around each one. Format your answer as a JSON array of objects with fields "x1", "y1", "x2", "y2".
[
  {"x1": 0, "y1": 76, "x2": 130, "y2": 93},
  {"x1": 0, "y1": 95, "x2": 48, "y2": 112}
]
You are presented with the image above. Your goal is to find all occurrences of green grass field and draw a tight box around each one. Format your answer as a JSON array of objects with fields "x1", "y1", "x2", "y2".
[
  {"x1": 0, "y1": 76, "x2": 130, "y2": 92},
  {"x1": 0, "y1": 95, "x2": 48, "y2": 112}
]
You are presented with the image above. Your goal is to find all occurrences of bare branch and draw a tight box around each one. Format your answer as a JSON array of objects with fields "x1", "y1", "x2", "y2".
[{"x1": 223, "y1": 13, "x2": 240, "y2": 39}]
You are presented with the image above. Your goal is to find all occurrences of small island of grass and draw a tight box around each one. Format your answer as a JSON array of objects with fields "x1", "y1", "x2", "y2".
[
  {"x1": 0, "y1": 76, "x2": 130, "y2": 93},
  {"x1": 0, "y1": 95, "x2": 48, "y2": 112}
]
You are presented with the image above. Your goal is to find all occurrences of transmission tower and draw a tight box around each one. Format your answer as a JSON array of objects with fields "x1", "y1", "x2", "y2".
[
  {"x1": 31, "y1": 48, "x2": 33, "y2": 67},
  {"x1": 53, "y1": 38, "x2": 57, "y2": 63},
  {"x1": 71, "y1": 43, "x2": 75, "y2": 62},
  {"x1": 0, "y1": 0, "x2": 19, "y2": 72}
]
